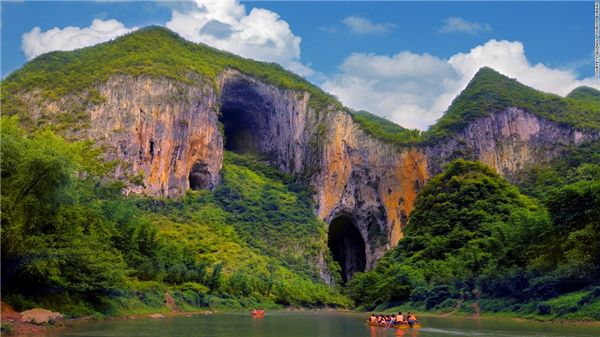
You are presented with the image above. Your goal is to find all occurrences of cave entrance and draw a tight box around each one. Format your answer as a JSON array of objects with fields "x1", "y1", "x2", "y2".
[
  {"x1": 219, "y1": 78, "x2": 271, "y2": 155},
  {"x1": 220, "y1": 106, "x2": 260, "y2": 153},
  {"x1": 188, "y1": 161, "x2": 211, "y2": 190},
  {"x1": 328, "y1": 215, "x2": 366, "y2": 283}
]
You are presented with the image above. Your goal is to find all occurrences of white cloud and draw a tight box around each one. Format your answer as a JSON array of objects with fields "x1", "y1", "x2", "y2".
[
  {"x1": 439, "y1": 17, "x2": 491, "y2": 35},
  {"x1": 165, "y1": 0, "x2": 312, "y2": 76},
  {"x1": 322, "y1": 39, "x2": 600, "y2": 130},
  {"x1": 22, "y1": 19, "x2": 135, "y2": 60},
  {"x1": 342, "y1": 16, "x2": 396, "y2": 35}
]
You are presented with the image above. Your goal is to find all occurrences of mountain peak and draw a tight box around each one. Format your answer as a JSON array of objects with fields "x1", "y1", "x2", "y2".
[
  {"x1": 567, "y1": 86, "x2": 600, "y2": 104},
  {"x1": 472, "y1": 66, "x2": 506, "y2": 78},
  {"x1": 3, "y1": 25, "x2": 339, "y2": 116},
  {"x1": 425, "y1": 67, "x2": 600, "y2": 141},
  {"x1": 466, "y1": 66, "x2": 521, "y2": 90}
]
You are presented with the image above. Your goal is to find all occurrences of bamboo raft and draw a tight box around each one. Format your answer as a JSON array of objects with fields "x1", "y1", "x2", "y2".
[{"x1": 367, "y1": 322, "x2": 422, "y2": 329}]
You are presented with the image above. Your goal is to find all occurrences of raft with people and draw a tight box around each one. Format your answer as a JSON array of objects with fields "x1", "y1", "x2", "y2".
[
  {"x1": 366, "y1": 312, "x2": 421, "y2": 329},
  {"x1": 251, "y1": 309, "x2": 265, "y2": 318}
]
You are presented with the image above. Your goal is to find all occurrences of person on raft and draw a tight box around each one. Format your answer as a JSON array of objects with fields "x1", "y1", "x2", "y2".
[
  {"x1": 395, "y1": 312, "x2": 404, "y2": 324},
  {"x1": 407, "y1": 312, "x2": 418, "y2": 327}
]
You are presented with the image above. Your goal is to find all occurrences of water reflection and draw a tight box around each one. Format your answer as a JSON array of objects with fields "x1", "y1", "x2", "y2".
[
  {"x1": 368, "y1": 325, "x2": 420, "y2": 337},
  {"x1": 395, "y1": 328, "x2": 419, "y2": 337},
  {"x1": 48, "y1": 311, "x2": 600, "y2": 337}
]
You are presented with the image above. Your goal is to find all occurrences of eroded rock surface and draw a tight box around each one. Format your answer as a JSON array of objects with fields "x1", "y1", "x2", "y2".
[
  {"x1": 17, "y1": 71, "x2": 600, "y2": 280},
  {"x1": 20, "y1": 308, "x2": 63, "y2": 325},
  {"x1": 427, "y1": 107, "x2": 600, "y2": 179}
]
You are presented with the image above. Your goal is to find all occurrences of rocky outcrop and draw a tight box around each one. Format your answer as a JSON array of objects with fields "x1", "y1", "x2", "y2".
[
  {"x1": 314, "y1": 110, "x2": 428, "y2": 270},
  {"x1": 426, "y1": 107, "x2": 600, "y2": 180},
  {"x1": 15, "y1": 70, "x2": 600, "y2": 280},
  {"x1": 88, "y1": 75, "x2": 223, "y2": 197},
  {"x1": 20, "y1": 308, "x2": 63, "y2": 325}
]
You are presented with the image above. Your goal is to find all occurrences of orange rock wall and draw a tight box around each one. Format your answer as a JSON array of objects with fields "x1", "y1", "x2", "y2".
[{"x1": 21, "y1": 73, "x2": 600, "y2": 273}]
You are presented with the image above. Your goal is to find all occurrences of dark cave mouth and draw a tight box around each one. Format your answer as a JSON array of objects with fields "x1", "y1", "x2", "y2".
[
  {"x1": 218, "y1": 77, "x2": 272, "y2": 155},
  {"x1": 327, "y1": 215, "x2": 366, "y2": 283},
  {"x1": 188, "y1": 161, "x2": 211, "y2": 190},
  {"x1": 219, "y1": 106, "x2": 260, "y2": 154}
]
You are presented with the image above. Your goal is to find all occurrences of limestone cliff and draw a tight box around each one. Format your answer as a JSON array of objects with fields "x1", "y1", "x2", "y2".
[
  {"x1": 11, "y1": 69, "x2": 599, "y2": 282},
  {"x1": 4, "y1": 28, "x2": 600, "y2": 282},
  {"x1": 426, "y1": 107, "x2": 600, "y2": 179}
]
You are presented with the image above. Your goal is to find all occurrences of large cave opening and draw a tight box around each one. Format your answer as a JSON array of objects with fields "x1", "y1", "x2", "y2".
[
  {"x1": 328, "y1": 215, "x2": 366, "y2": 283},
  {"x1": 218, "y1": 78, "x2": 271, "y2": 155},
  {"x1": 220, "y1": 106, "x2": 260, "y2": 153}
]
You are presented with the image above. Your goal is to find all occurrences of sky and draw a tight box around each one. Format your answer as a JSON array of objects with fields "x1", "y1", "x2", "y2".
[{"x1": 1, "y1": 1, "x2": 599, "y2": 130}]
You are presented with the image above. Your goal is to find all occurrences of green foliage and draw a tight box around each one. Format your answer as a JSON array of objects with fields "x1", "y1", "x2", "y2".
[
  {"x1": 346, "y1": 158, "x2": 599, "y2": 317},
  {"x1": 396, "y1": 160, "x2": 547, "y2": 288},
  {"x1": 4, "y1": 28, "x2": 598, "y2": 151},
  {"x1": 515, "y1": 142, "x2": 600, "y2": 292},
  {"x1": 567, "y1": 86, "x2": 600, "y2": 104},
  {"x1": 515, "y1": 142, "x2": 600, "y2": 202},
  {"x1": 132, "y1": 152, "x2": 347, "y2": 307},
  {"x1": 1, "y1": 323, "x2": 14, "y2": 335},
  {"x1": 1, "y1": 26, "x2": 340, "y2": 131},
  {"x1": 215, "y1": 152, "x2": 327, "y2": 277},
  {"x1": 1, "y1": 116, "x2": 126, "y2": 297},
  {"x1": 348, "y1": 110, "x2": 423, "y2": 146},
  {"x1": 425, "y1": 67, "x2": 600, "y2": 142},
  {"x1": 1, "y1": 119, "x2": 348, "y2": 316}
]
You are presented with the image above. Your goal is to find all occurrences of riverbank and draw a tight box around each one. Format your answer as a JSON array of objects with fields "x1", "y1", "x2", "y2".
[
  {"x1": 365, "y1": 303, "x2": 600, "y2": 325},
  {"x1": 0, "y1": 300, "x2": 219, "y2": 337},
  {"x1": 0, "y1": 299, "x2": 345, "y2": 337}
]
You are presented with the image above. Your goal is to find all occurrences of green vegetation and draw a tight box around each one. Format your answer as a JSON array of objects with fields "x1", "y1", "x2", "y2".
[
  {"x1": 348, "y1": 110, "x2": 423, "y2": 146},
  {"x1": 1, "y1": 117, "x2": 348, "y2": 317},
  {"x1": 425, "y1": 67, "x2": 600, "y2": 142},
  {"x1": 5, "y1": 27, "x2": 599, "y2": 150},
  {"x1": 567, "y1": 86, "x2": 600, "y2": 104},
  {"x1": 1, "y1": 26, "x2": 340, "y2": 130},
  {"x1": 345, "y1": 158, "x2": 600, "y2": 320},
  {"x1": 2, "y1": 26, "x2": 600, "y2": 323}
]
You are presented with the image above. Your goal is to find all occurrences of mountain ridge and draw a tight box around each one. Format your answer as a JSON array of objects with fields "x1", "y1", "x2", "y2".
[
  {"x1": 2, "y1": 26, "x2": 599, "y2": 279},
  {"x1": 426, "y1": 67, "x2": 600, "y2": 143},
  {"x1": 3, "y1": 27, "x2": 599, "y2": 145}
]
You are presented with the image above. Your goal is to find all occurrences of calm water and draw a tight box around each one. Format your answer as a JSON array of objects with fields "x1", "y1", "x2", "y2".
[{"x1": 49, "y1": 311, "x2": 600, "y2": 337}]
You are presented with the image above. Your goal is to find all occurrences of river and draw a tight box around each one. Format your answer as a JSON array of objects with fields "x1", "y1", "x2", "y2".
[{"x1": 48, "y1": 311, "x2": 600, "y2": 337}]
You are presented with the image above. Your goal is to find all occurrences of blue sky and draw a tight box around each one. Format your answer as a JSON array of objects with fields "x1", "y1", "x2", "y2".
[{"x1": 1, "y1": 1, "x2": 598, "y2": 129}]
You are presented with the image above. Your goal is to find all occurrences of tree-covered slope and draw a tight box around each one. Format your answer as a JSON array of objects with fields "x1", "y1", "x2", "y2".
[
  {"x1": 0, "y1": 117, "x2": 348, "y2": 316},
  {"x1": 425, "y1": 67, "x2": 600, "y2": 142},
  {"x1": 567, "y1": 86, "x2": 600, "y2": 105},
  {"x1": 348, "y1": 110, "x2": 423, "y2": 146},
  {"x1": 345, "y1": 158, "x2": 600, "y2": 320}
]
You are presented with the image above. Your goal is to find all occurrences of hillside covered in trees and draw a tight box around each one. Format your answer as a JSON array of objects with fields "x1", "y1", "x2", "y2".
[
  {"x1": 345, "y1": 148, "x2": 600, "y2": 320},
  {"x1": 1, "y1": 117, "x2": 349, "y2": 317}
]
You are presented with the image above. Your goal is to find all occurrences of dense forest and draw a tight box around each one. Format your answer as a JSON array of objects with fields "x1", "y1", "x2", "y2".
[
  {"x1": 345, "y1": 146, "x2": 600, "y2": 320},
  {"x1": 4, "y1": 112, "x2": 599, "y2": 320},
  {"x1": 1, "y1": 117, "x2": 348, "y2": 317}
]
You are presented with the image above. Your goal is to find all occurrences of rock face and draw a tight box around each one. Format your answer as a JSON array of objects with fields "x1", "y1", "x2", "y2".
[
  {"x1": 17, "y1": 71, "x2": 600, "y2": 282},
  {"x1": 88, "y1": 75, "x2": 223, "y2": 197},
  {"x1": 426, "y1": 107, "x2": 600, "y2": 180},
  {"x1": 20, "y1": 308, "x2": 63, "y2": 325}
]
